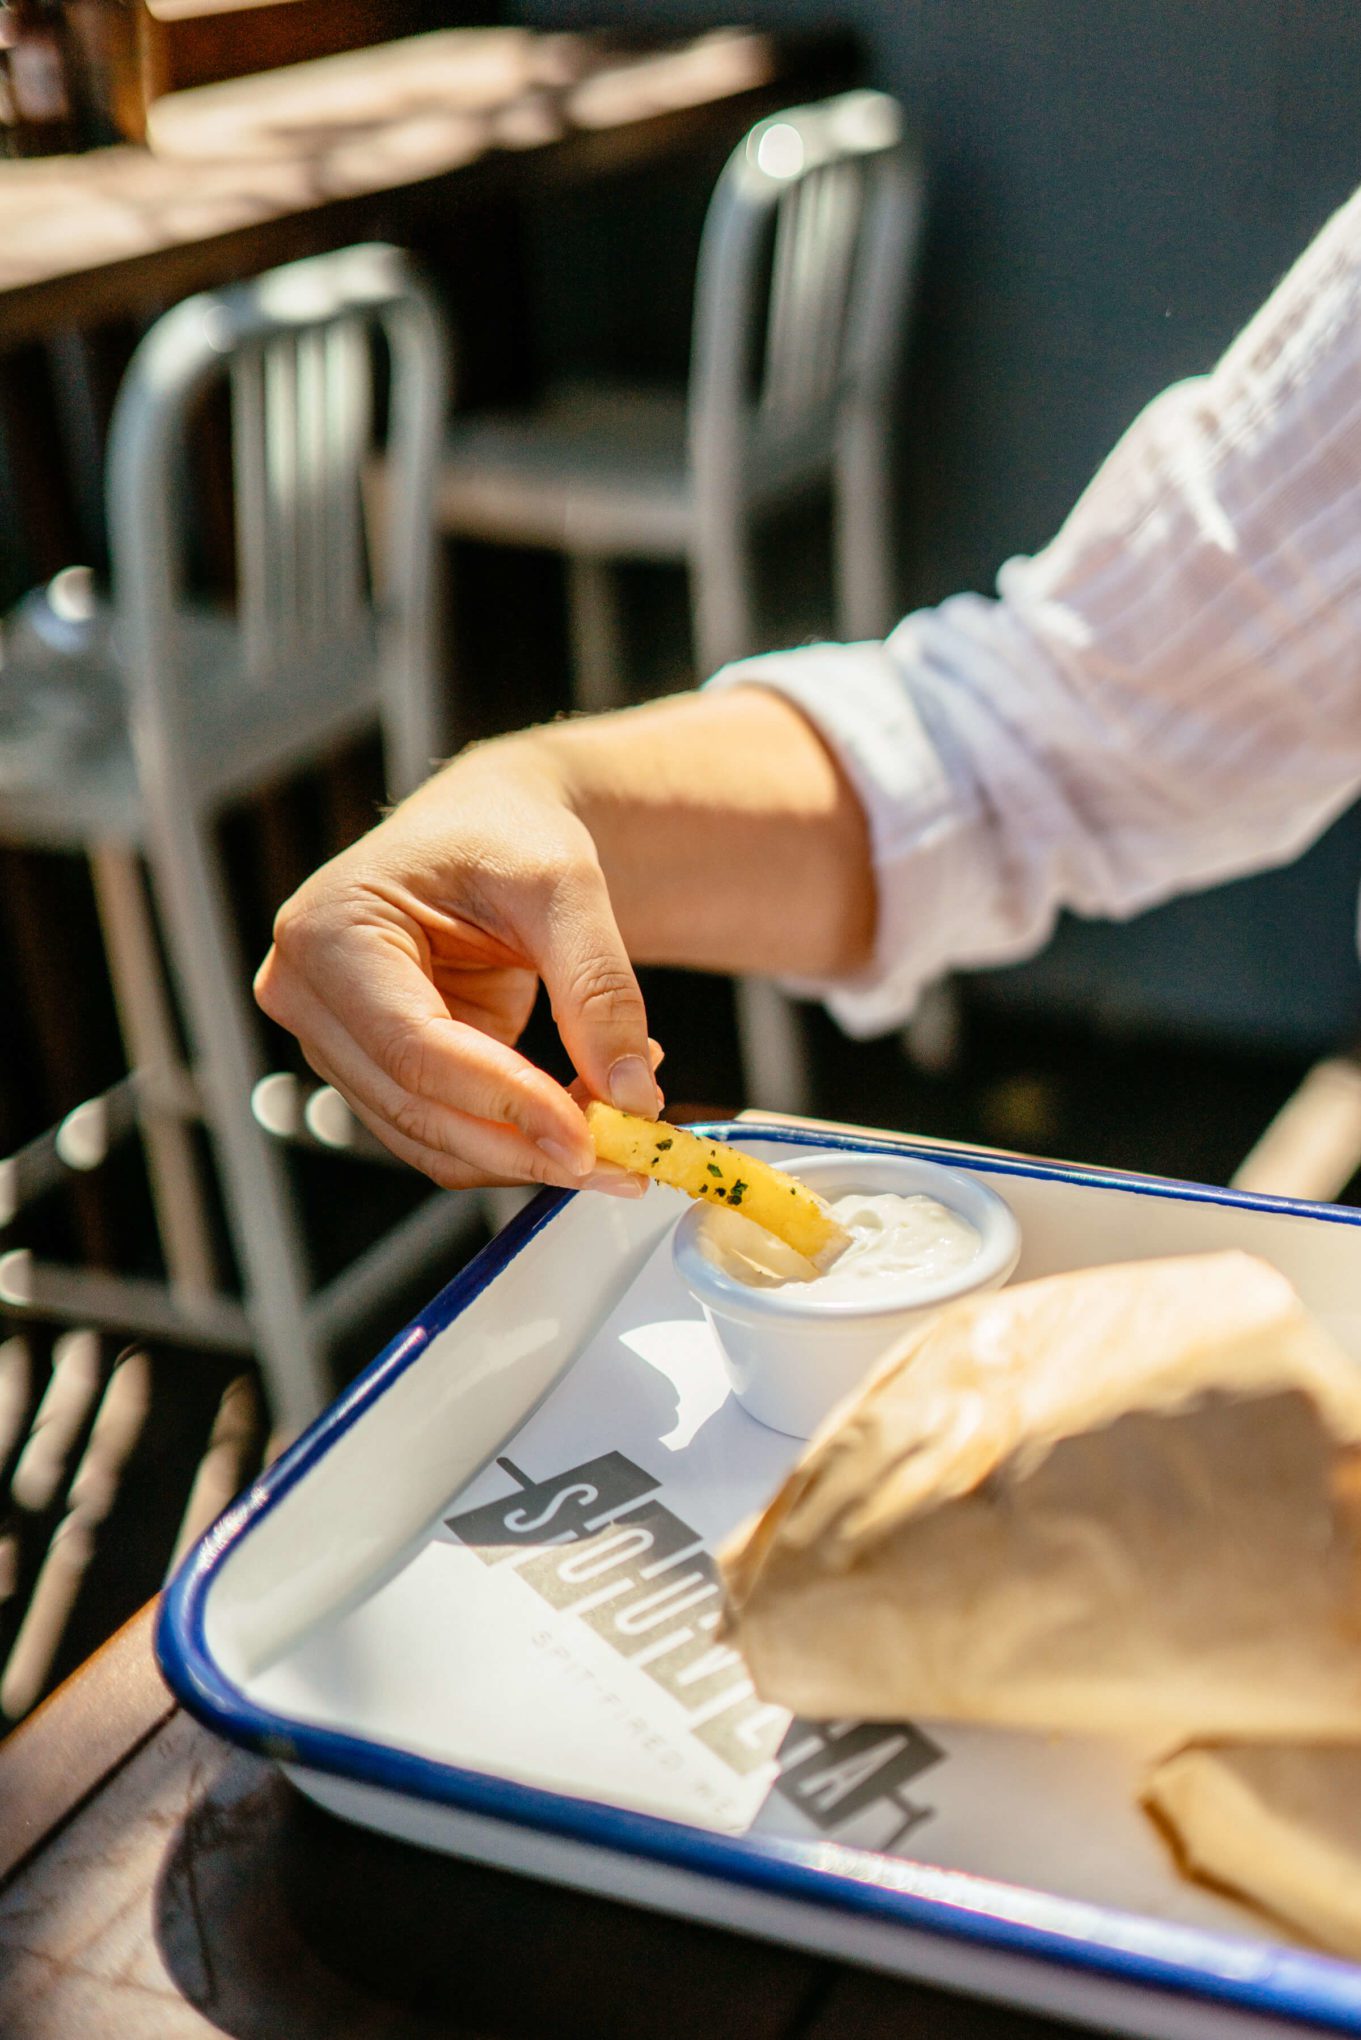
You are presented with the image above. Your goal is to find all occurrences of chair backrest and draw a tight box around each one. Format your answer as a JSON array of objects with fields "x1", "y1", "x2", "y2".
[
  {"x1": 105, "y1": 243, "x2": 449, "y2": 812},
  {"x1": 688, "y1": 92, "x2": 923, "y2": 634}
]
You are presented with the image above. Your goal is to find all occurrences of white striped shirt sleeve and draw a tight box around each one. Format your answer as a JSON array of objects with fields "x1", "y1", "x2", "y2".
[{"x1": 705, "y1": 180, "x2": 1361, "y2": 1037}]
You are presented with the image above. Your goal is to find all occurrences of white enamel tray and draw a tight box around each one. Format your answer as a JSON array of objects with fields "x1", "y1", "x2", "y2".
[{"x1": 158, "y1": 1124, "x2": 1361, "y2": 2039}]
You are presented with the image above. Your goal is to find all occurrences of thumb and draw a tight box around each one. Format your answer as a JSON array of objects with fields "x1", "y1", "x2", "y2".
[{"x1": 535, "y1": 864, "x2": 661, "y2": 1118}]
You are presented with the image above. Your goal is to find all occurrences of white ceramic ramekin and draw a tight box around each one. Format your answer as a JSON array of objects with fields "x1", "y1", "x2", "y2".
[{"x1": 672, "y1": 1150, "x2": 1021, "y2": 1439}]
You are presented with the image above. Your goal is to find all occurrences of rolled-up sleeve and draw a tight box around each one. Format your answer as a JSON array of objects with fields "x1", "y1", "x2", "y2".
[{"x1": 707, "y1": 177, "x2": 1361, "y2": 1037}]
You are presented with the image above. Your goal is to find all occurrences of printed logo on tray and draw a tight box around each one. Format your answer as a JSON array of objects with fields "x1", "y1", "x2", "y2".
[{"x1": 446, "y1": 1449, "x2": 941, "y2": 1847}]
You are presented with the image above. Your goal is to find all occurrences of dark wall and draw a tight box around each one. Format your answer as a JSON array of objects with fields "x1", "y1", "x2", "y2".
[{"x1": 512, "y1": 0, "x2": 1361, "y2": 1050}]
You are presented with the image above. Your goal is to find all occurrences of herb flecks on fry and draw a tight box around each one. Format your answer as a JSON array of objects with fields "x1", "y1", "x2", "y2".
[{"x1": 584, "y1": 1103, "x2": 849, "y2": 1262}]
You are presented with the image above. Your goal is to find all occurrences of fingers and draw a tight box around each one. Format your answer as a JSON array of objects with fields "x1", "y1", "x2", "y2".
[
  {"x1": 260, "y1": 922, "x2": 596, "y2": 1177},
  {"x1": 307, "y1": 1056, "x2": 645, "y2": 1198},
  {"x1": 309, "y1": 1002, "x2": 586, "y2": 1182},
  {"x1": 256, "y1": 798, "x2": 669, "y2": 1195},
  {"x1": 534, "y1": 868, "x2": 663, "y2": 1120}
]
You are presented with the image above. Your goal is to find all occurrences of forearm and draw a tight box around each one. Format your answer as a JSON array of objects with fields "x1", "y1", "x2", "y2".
[
  {"x1": 258, "y1": 675, "x2": 874, "y2": 1193},
  {"x1": 695, "y1": 183, "x2": 1361, "y2": 1037},
  {"x1": 453, "y1": 686, "x2": 876, "y2": 981}
]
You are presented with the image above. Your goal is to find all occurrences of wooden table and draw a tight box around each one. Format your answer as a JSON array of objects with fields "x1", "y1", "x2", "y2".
[
  {"x1": 0, "y1": 1601, "x2": 1074, "y2": 2037},
  {"x1": 0, "y1": 26, "x2": 841, "y2": 348}
]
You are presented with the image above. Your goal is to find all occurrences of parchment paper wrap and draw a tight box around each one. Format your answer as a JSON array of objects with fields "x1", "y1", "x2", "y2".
[
  {"x1": 719, "y1": 1252, "x2": 1361, "y2": 1745},
  {"x1": 1145, "y1": 1743, "x2": 1361, "y2": 1958}
]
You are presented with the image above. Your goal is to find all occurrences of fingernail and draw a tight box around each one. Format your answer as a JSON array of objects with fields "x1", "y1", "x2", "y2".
[
  {"x1": 584, "y1": 1167, "x2": 648, "y2": 1199},
  {"x1": 609, "y1": 1056, "x2": 659, "y2": 1117},
  {"x1": 538, "y1": 1136, "x2": 590, "y2": 1178}
]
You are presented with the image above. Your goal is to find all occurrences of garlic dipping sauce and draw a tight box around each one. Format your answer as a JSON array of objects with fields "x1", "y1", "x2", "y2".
[
  {"x1": 697, "y1": 1190, "x2": 982, "y2": 1300},
  {"x1": 672, "y1": 1148, "x2": 1022, "y2": 1438}
]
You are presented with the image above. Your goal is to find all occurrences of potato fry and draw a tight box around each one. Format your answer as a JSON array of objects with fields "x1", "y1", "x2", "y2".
[{"x1": 585, "y1": 1103, "x2": 849, "y2": 1262}]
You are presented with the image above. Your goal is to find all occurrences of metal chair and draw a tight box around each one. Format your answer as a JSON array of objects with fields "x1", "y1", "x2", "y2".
[
  {"x1": 0, "y1": 243, "x2": 469, "y2": 1436},
  {"x1": 436, "y1": 91, "x2": 924, "y2": 1113}
]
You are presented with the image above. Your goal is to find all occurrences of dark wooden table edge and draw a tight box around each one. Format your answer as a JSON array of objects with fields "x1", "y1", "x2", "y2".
[{"x1": 0, "y1": 1598, "x2": 171, "y2": 1888}]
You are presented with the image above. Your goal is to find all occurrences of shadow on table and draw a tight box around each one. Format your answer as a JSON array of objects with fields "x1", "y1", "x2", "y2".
[
  {"x1": 152, "y1": 1747, "x2": 820, "y2": 2039},
  {"x1": 154, "y1": 1748, "x2": 449, "y2": 2039},
  {"x1": 151, "y1": 1734, "x2": 1082, "y2": 2038}
]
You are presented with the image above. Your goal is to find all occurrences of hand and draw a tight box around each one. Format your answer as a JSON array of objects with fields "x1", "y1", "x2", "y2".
[{"x1": 254, "y1": 736, "x2": 663, "y2": 1193}]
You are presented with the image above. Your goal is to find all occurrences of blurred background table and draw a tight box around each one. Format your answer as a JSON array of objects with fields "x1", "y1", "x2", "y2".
[
  {"x1": 0, "y1": 21, "x2": 853, "y2": 601},
  {"x1": 0, "y1": 25, "x2": 825, "y2": 345}
]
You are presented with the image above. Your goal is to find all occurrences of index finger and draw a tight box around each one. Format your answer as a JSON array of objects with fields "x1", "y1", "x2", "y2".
[{"x1": 256, "y1": 924, "x2": 595, "y2": 1172}]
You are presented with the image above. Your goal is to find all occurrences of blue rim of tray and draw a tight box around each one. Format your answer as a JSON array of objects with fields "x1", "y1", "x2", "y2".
[{"x1": 157, "y1": 1125, "x2": 1361, "y2": 2034}]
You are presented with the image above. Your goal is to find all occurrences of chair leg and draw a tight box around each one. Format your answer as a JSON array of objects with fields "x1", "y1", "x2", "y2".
[
  {"x1": 899, "y1": 976, "x2": 963, "y2": 1078},
  {"x1": 688, "y1": 534, "x2": 815, "y2": 1121},
  {"x1": 1231, "y1": 1055, "x2": 1361, "y2": 1201},
  {"x1": 689, "y1": 532, "x2": 759, "y2": 681},
  {"x1": 566, "y1": 554, "x2": 629, "y2": 714},
  {"x1": 834, "y1": 491, "x2": 895, "y2": 644},
  {"x1": 373, "y1": 476, "x2": 450, "y2": 802},
  {"x1": 89, "y1": 845, "x2": 217, "y2": 1298},
  {"x1": 733, "y1": 976, "x2": 812, "y2": 1118},
  {"x1": 834, "y1": 431, "x2": 896, "y2": 643},
  {"x1": 145, "y1": 811, "x2": 329, "y2": 1435}
]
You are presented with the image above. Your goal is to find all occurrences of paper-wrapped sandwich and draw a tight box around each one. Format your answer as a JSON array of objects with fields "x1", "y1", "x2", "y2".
[
  {"x1": 719, "y1": 1251, "x2": 1361, "y2": 1745},
  {"x1": 1144, "y1": 1742, "x2": 1361, "y2": 1958}
]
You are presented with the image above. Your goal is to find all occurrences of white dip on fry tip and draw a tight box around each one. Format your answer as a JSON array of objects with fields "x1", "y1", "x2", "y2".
[{"x1": 696, "y1": 1190, "x2": 981, "y2": 1301}]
